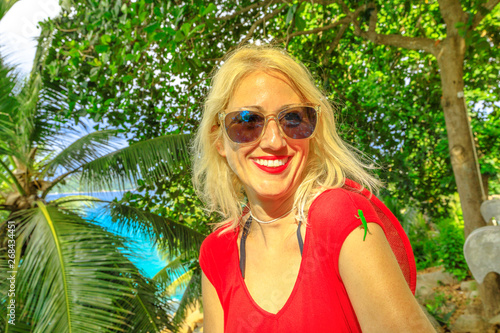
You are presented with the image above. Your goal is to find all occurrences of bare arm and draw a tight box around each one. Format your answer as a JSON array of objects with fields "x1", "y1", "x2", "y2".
[
  {"x1": 201, "y1": 271, "x2": 224, "y2": 333},
  {"x1": 339, "y1": 223, "x2": 435, "y2": 332}
]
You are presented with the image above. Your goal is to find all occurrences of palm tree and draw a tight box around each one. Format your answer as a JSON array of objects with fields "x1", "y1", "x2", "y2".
[{"x1": 0, "y1": 1, "x2": 205, "y2": 331}]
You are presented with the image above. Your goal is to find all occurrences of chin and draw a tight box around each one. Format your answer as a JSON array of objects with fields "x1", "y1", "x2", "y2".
[{"x1": 253, "y1": 184, "x2": 294, "y2": 200}]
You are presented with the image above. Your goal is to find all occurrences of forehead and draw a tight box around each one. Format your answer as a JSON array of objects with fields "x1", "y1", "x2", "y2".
[{"x1": 227, "y1": 71, "x2": 303, "y2": 111}]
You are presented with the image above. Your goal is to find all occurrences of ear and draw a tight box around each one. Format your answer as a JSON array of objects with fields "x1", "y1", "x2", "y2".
[{"x1": 211, "y1": 125, "x2": 226, "y2": 157}]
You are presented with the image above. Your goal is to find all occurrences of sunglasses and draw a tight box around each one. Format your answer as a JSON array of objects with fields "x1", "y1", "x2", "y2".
[{"x1": 218, "y1": 104, "x2": 320, "y2": 144}]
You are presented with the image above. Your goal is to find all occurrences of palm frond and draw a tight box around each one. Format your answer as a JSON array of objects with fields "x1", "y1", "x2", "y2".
[
  {"x1": 80, "y1": 134, "x2": 192, "y2": 193},
  {"x1": 0, "y1": 159, "x2": 26, "y2": 196},
  {"x1": 0, "y1": 146, "x2": 13, "y2": 156},
  {"x1": 10, "y1": 203, "x2": 156, "y2": 332},
  {"x1": 114, "y1": 269, "x2": 175, "y2": 333},
  {"x1": 153, "y1": 254, "x2": 189, "y2": 286},
  {"x1": 105, "y1": 202, "x2": 205, "y2": 259},
  {"x1": 171, "y1": 267, "x2": 202, "y2": 328},
  {"x1": 162, "y1": 268, "x2": 194, "y2": 297},
  {"x1": 0, "y1": 55, "x2": 21, "y2": 153},
  {"x1": 50, "y1": 195, "x2": 103, "y2": 214},
  {"x1": 0, "y1": 0, "x2": 20, "y2": 20},
  {"x1": 44, "y1": 130, "x2": 122, "y2": 175}
]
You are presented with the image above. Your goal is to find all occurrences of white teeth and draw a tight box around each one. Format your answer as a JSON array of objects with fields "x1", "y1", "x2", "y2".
[{"x1": 254, "y1": 158, "x2": 288, "y2": 167}]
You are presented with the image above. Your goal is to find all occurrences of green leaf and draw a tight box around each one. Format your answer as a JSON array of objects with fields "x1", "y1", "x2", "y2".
[
  {"x1": 201, "y1": 3, "x2": 217, "y2": 16},
  {"x1": 154, "y1": 31, "x2": 167, "y2": 41},
  {"x1": 180, "y1": 22, "x2": 191, "y2": 36},
  {"x1": 123, "y1": 74, "x2": 134, "y2": 83},
  {"x1": 144, "y1": 22, "x2": 160, "y2": 33},
  {"x1": 9, "y1": 205, "x2": 136, "y2": 332},
  {"x1": 80, "y1": 134, "x2": 192, "y2": 192},
  {"x1": 295, "y1": 15, "x2": 306, "y2": 31},
  {"x1": 286, "y1": 4, "x2": 298, "y2": 25},
  {"x1": 105, "y1": 201, "x2": 205, "y2": 257},
  {"x1": 100, "y1": 34, "x2": 112, "y2": 45},
  {"x1": 94, "y1": 44, "x2": 109, "y2": 53}
]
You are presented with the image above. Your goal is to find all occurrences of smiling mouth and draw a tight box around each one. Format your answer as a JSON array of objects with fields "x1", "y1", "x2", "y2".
[
  {"x1": 251, "y1": 156, "x2": 292, "y2": 174},
  {"x1": 253, "y1": 157, "x2": 290, "y2": 167}
]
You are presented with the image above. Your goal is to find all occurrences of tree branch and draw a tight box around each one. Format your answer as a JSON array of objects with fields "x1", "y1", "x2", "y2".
[
  {"x1": 275, "y1": 16, "x2": 352, "y2": 44},
  {"x1": 360, "y1": 32, "x2": 438, "y2": 55},
  {"x1": 353, "y1": 3, "x2": 437, "y2": 56},
  {"x1": 438, "y1": 0, "x2": 465, "y2": 26},
  {"x1": 56, "y1": 23, "x2": 78, "y2": 32},
  {"x1": 275, "y1": 3, "x2": 367, "y2": 45},
  {"x1": 437, "y1": 0, "x2": 466, "y2": 34},
  {"x1": 329, "y1": 23, "x2": 348, "y2": 52},
  {"x1": 334, "y1": 0, "x2": 349, "y2": 13},
  {"x1": 238, "y1": 4, "x2": 288, "y2": 46},
  {"x1": 471, "y1": 0, "x2": 500, "y2": 30},
  {"x1": 217, "y1": 1, "x2": 272, "y2": 21}
]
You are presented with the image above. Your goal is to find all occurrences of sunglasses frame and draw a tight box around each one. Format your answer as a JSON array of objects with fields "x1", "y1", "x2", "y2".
[{"x1": 218, "y1": 103, "x2": 321, "y2": 145}]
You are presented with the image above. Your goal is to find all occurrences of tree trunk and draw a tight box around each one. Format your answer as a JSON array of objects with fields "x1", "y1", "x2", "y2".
[
  {"x1": 436, "y1": 35, "x2": 500, "y2": 318},
  {"x1": 482, "y1": 173, "x2": 490, "y2": 199},
  {"x1": 436, "y1": 36, "x2": 485, "y2": 238}
]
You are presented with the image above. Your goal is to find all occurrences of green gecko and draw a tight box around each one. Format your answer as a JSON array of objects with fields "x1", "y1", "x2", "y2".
[{"x1": 355, "y1": 209, "x2": 372, "y2": 241}]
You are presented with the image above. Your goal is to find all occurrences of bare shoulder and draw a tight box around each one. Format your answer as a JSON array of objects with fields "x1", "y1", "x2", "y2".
[
  {"x1": 339, "y1": 223, "x2": 435, "y2": 332},
  {"x1": 201, "y1": 271, "x2": 224, "y2": 333}
]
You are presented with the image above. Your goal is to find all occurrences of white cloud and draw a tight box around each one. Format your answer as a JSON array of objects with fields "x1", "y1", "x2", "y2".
[{"x1": 0, "y1": 0, "x2": 61, "y2": 76}]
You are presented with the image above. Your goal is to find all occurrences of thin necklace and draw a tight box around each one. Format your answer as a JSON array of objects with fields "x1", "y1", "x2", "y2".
[{"x1": 250, "y1": 207, "x2": 294, "y2": 224}]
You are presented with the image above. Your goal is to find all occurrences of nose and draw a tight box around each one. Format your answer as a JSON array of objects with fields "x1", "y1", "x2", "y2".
[{"x1": 259, "y1": 117, "x2": 286, "y2": 150}]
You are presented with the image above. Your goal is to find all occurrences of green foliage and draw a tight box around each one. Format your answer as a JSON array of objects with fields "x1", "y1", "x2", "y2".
[
  {"x1": 41, "y1": 0, "x2": 500, "y2": 220},
  {"x1": 406, "y1": 211, "x2": 441, "y2": 271},
  {"x1": 435, "y1": 218, "x2": 469, "y2": 281},
  {"x1": 404, "y1": 193, "x2": 470, "y2": 280},
  {"x1": 424, "y1": 291, "x2": 455, "y2": 328},
  {"x1": 122, "y1": 171, "x2": 214, "y2": 236},
  {"x1": 0, "y1": 4, "x2": 201, "y2": 328}
]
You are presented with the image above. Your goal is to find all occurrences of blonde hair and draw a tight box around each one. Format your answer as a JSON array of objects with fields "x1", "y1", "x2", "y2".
[{"x1": 192, "y1": 44, "x2": 381, "y2": 233}]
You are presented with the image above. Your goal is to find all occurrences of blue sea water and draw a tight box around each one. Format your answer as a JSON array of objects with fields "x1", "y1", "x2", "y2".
[{"x1": 47, "y1": 191, "x2": 184, "y2": 302}]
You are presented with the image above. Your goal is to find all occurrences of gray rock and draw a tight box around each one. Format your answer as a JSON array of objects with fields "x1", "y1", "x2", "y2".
[
  {"x1": 460, "y1": 280, "x2": 478, "y2": 292},
  {"x1": 489, "y1": 314, "x2": 500, "y2": 325},
  {"x1": 463, "y1": 226, "x2": 500, "y2": 283},
  {"x1": 464, "y1": 300, "x2": 484, "y2": 316},
  {"x1": 417, "y1": 268, "x2": 458, "y2": 287},
  {"x1": 469, "y1": 290, "x2": 479, "y2": 299},
  {"x1": 451, "y1": 314, "x2": 486, "y2": 333},
  {"x1": 415, "y1": 283, "x2": 436, "y2": 303},
  {"x1": 480, "y1": 199, "x2": 500, "y2": 223}
]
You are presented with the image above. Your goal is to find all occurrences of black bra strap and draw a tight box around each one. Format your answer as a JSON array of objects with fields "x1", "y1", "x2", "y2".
[
  {"x1": 297, "y1": 219, "x2": 304, "y2": 255},
  {"x1": 239, "y1": 216, "x2": 303, "y2": 279},
  {"x1": 239, "y1": 216, "x2": 252, "y2": 279}
]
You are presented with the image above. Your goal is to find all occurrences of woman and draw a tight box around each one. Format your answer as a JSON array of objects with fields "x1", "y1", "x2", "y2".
[{"x1": 192, "y1": 45, "x2": 434, "y2": 332}]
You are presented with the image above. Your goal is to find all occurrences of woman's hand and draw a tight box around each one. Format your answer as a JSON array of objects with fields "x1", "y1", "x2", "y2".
[
  {"x1": 339, "y1": 223, "x2": 435, "y2": 332},
  {"x1": 201, "y1": 271, "x2": 224, "y2": 333}
]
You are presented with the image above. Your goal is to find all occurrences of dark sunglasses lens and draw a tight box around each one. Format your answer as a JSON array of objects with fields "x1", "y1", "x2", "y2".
[
  {"x1": 280, "y1": 106, "x2": 317, "y2": 139},
  {"x1": 225, "y1": 110, "x2": 265, "y2": 143}
]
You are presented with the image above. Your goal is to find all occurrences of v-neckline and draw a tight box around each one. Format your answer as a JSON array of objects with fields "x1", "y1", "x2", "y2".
[{"x1": 234, "y1": 216, "x2": 310, "y2": 318}]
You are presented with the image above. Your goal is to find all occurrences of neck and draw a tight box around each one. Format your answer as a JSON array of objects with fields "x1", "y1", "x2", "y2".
[
  {"x1": 247, "y1": 191, "x2": 296, "y2": 225},
  {"x1": 250, "y1": 207, "x2": 294, "y2": 224},
  {"x1": 246, "y1": 192, "x2": 298, "y2": 246}
]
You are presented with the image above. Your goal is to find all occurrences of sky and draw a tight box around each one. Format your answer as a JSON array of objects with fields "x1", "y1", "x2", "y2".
[{"x1": 0, "y1": 0, "x2": 60, "y2": 76}]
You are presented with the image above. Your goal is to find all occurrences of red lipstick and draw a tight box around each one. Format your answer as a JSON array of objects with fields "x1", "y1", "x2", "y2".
[{"x1": 251, "y1": 156, "x2": 292, "y2": 174}]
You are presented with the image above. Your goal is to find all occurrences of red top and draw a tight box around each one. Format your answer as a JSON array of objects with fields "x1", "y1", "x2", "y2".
[{"x1": 199, "y1": 180, "x2": 416, "y2": 332}]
